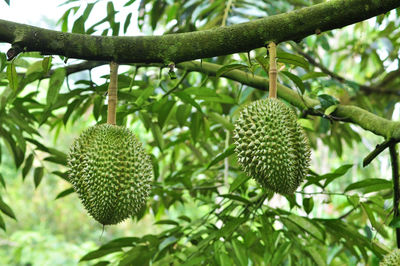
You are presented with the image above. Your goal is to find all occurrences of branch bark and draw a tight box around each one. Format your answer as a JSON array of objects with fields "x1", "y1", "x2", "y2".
[
  {"x1": 51, "y1": 59, "x2": 400, "y2": 140},
  {"x1": 0, "y1": 0, "x2": 399, "y2": 63},
  {"x1": 389, "y1": 143, "x2": 400, "y2": 248},
  {"x1": 293, "y1": 46, "x2": 400, "y2": 96}
]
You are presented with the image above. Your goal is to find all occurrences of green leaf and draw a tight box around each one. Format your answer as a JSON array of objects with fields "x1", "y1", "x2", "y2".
[
  {"x1": 232, "y1": 240, "x2": 247, "y2": 266},
  {"x1": 149, "y1": 122, "x2": 164, "y2": 151},
  {"x1": 33, "y1": 167, "x2": 44, "y2": 188},
  {"x1": 281, "y1": 71, "x2": 305, "y2": 94},
  {"x1": 0, "y1": 214, "x2": 5, "y2": 231},
  {"x1": 324, "y1": 104, "x2": 337, "y2": 115},
  {"x1": 176, "y1": 104, "x2": 191, "y2": 127},
  {"x1": 307, "y1": 247, "x2": 327, "y2": 266},
  {"x1": 229, "y1": 174, "x2": 250, "y2": 193},
  {"x1": 389, "y1": 216, "x2": 400, "y2": 228},
  {"x1": 99, "y1": 237, "x2": 138, "y2": 249},
  {"x1": 361, "y1": 202, "x2": 387, "y2": 238},
  {"x1": 216, "y1": 63, "x2": 249, "y2": 78},
  {"x1": 42, "y1": 56, "x2": 52, "y2": 74},
  {"x1": 347, "y1": 194, "x2": 360, "y2": 207},
  {"x1": 301, "y1": 71, "x2": 327, "y2": 80},
  {"x1": 123, "y1": 13, "x2": 132, "y2": 33},
  {"x1": 22, "y1": 153, "x2": 34, "y2": 180},
  {"x1": 175, "y1": 91, "x2": 203, "y2": 114},
  {"x1": 287, "y1": 214, "x2": 324, "y2": 242},
  {"x1": 271, "y1": 242, "x2": 291, "y2": 266},
  {"x1": 0, "y1": 197, "x2": 16, "y2": 220},
  {"x1": 93, "y1": 95, "x2": 103, "y2": 121},
  {"x1": 219, "y1": 194, "x2": 251, "y2": 205},
  {"x1": 190, "y1": 111, "x2": 202, "y2": 143},
  {"x1": 92, "y1": 261, "x2": 110, "y2": 266},
  {"x1": 25, "y1": 60, "x2": 44, "y2": 77},
  {"x1": 158, "y1": 100, "x2": 175, "y2": 129},
  {"x1": 47, "y1": 68, "x2": 66, "y2": 106},
  {"x1": 55, "y1": 187, "x2": 75, "y2": 200},
  {"x1": 303, "y1": 197, "x2": 314, "y2": 215},
  {"x1": 277, "y1": 52, "x2": 309, "y2": 69},
  {"x1": 63, "y1": 98, "x2": 82, "y2": 125},
  {"x1": 154, "y1": 219, "x2": 179, "y2": 226},
  {"x1": 344, "y1": 178, "x2": 391, "y2": 193},
  {"x1": 206, "y1": 144, "x2": 235, "y2": 169},
  {"x1": 297, "y1": 118, "x2": 314, "y2": 131},
  {"x1": 317, "y1": 94, "x2": 339, "y2": 109},
  {"x1": 80, "y1": 248, "x2": 122, "y2": 261},
  {"x1": 7, "y1": 63, "x2": 18, "y2": 91},
  {"x1": 72, "y1": 16, "x2": 85, "y2": 34},
  {"x1": 323, "y1": 164, "x2": 353, "y2": 188},
  {"x1": 0, "y1": 174, "x2": 5, "y2": 188},
  {"x1": 208, "y1": 112, "x2": 234, "y2": 131},
  {"x1": 135, "y1": 86, "x2": 155, "y2": 107},
  {"x1": 255, "y1": 55, "x2": 269, "y2": 71},
  {"x1": 158, "y1": 236, "x2": 178, "y2": 252}
]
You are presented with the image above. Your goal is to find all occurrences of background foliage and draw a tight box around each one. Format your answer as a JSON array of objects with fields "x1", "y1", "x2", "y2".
[{"x1": 0, "y1": 0, "x2": 400, "y2": 265}]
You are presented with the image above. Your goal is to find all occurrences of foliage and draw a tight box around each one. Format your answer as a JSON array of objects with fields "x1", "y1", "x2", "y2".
[{"x1": 0, "y1": 0, "x2": 400, "y2": 265}]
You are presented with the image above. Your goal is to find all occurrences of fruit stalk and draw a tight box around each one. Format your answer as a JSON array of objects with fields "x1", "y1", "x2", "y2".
[
  {"x1": 268, "y1": 42, "x2": 277, "y2": 98},
  {"x1": 107, "y1": 61, "x2": 119, "y2": 125}
]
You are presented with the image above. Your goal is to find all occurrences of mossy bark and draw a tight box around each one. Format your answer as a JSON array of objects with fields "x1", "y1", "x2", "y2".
[
  {"x1": 177, "y1": 61, "x2": 400, "y2": 140},
  {"x1": 0, "y1": 0, "x2": 399, "y2": 63}
]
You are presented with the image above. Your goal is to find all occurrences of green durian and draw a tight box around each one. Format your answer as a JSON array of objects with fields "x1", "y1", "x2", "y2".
[
  {"x1": 68, "y1": 124, "x2": 153, "y2": 225},
  {"x1": 380, "y1": 249, "x2": 400, "y2": 266},
  {"x1": 234, "y1": 98, "x2": 311, "y2": 194}
]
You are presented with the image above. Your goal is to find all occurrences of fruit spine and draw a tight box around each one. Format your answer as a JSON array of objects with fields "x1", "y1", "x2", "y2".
[
  {"x1": 380, "y1": 249, "x2": 400, "y2": 266},
  {"x1": 68, "y1": 124, "x2": 153, "y2": 225},
  {"x1": 234, "y1": 98, "x2": 310, "y2": 194}
]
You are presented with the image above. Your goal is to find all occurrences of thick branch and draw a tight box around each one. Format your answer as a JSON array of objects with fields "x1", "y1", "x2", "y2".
[
  {"x1": 176, "y1": 61, "x2": 400, "y2": 140},
  {"x1": 0, "y1": 0, "x2": 399, "y2": 63},
  {"x1": 389, "y1": 144, "x2": 400, "y2": 248},
  {"x1": 47, "y1": 60, "x2": 400, "y2": 140}
]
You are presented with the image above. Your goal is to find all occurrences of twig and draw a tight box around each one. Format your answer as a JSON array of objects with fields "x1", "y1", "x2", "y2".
[
  {"x1": 163, "y1": 70, "x2": 189, "y2": 97},
  {"x1": 107, "y1": 62, "x2": 119, "y2": 125},
  {"x1": 389, "y1": 143, "x2": 400, "y2": 248},
  {"x1": 268, "y1": 42, "x2": 277, "y2": 98},
  {"x1": 293, "y1": 45, "x2": 400, "y2": 96},
  {"x1": 338, "y1": 206, "x2": 358, "y2": 220},
  {"x1": 363, "y1": 138, "x2": 396, "y2": 167}
]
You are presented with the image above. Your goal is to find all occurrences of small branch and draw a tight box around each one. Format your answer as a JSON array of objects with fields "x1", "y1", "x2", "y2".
[
  {"x1": 363, "y1": 138, "x2": 396, "y2": 167},
  {"x1": 163, "y1": 70, "x2": 189, "y2": 97},
  {"x1": 221, "y1": 0, "x2": 233, "y2": 27},
  {"x1": 44, "y1": 59, "x2": 400, "y2": 140},
  {"x1": 268, "y1": 42, "x2": 277, "y2": 98},
  {"x1": 107, "y1": 62, "x2": 119, "y2": 125},
  {"x1": 294, "y1": 45, "x2": 400, "y2": 96},
  {"x1": 389, "y1": 143, "x2": 400, "y2": 248},
  {"x1": 338, "y1": 206, "x2": 358, "y2": 220}
]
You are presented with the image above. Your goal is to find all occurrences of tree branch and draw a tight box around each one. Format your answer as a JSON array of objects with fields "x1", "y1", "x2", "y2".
[
  {"x1": 363, "y1": 139, "x2": 397, "y2": 167},
  {"x1": 0, "y1": 0, "x2": 399, "y2": 63},
  {"x1": 294, "y1": 46, "x2": 400, "y2": 96},
  {"x1": 51, "y1": 59, "x2": 400, "y2": 140},
  {"x1": 389, "y1": 143, "x2": 400, "y2": 248}
]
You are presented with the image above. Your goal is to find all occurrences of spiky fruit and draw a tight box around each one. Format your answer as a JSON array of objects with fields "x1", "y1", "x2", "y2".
[
  {"x1": 234, "y1": 98, "x2": 310, "y2": 194},
  {"x1": 380, "y1": 249, "x2": 400, "y2": 266},
  {"x1": 68, "y1": 124, "x2": 153, "y2": 225}
]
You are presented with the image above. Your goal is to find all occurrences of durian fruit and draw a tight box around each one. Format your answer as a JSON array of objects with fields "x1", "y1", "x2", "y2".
[
  {"x1": 380, "y1": 249, "x2": 400, "y2": 266},
  {"x1": 68, "y1": 124, "x2": 153, "y2": 225},
  {"x1": 234, "y1": 98, "x2": 310, "y2": 194}
]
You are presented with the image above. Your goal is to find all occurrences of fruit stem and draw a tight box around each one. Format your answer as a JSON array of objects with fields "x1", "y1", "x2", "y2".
[
  {"x1": 107, "y1": 61, "x2": 119, "y2": 125},
  {"x1": 268, "y1": 42, "x2": 277, "y2": 98}
]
